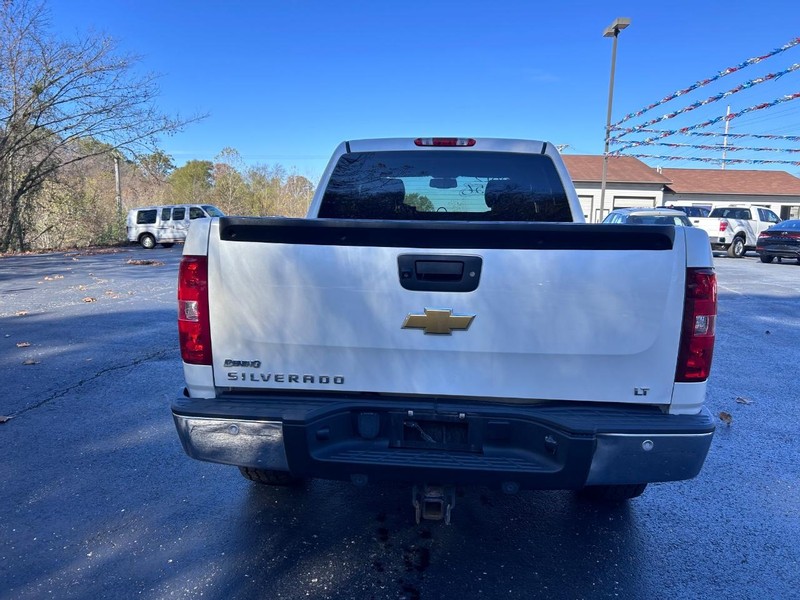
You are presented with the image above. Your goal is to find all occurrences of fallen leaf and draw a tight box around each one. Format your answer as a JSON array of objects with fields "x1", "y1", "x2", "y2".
[
  {"x1": 718, "y1": 411, "x2": 733, "y2": 426},
  {"x1": 22, "y1": 358, "x2": 39, "y2": 365},
  {"x1": 126, "y1": 259, "x2": 165, "y2": 267},
  {"x1": 16, "y1": 342, "x2": 31, "y2": 348},
  {"x1": 82, "y1": 297, "x2": 96, "y2": 303},
  {"x1": 765, "y1": 330, "x2": 771, "y2": 335},
  {"x1": 735, "y1": 397, "x2": 753, "y2": 405}
]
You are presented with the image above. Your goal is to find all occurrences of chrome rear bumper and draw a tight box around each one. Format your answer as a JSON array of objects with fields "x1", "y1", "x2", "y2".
[{"x1": 173, "y1": 415, "x2": 289, "y2": 471}]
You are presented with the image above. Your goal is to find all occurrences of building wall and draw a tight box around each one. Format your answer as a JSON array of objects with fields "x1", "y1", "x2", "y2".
[{"x1": 574, "y1": 183, "x2": 666, "y2": 222}]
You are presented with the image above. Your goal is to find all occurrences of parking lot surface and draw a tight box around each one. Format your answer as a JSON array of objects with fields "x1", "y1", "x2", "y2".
[{"x1": 1, "y1": 247, "x2": 799, "y2": 599}]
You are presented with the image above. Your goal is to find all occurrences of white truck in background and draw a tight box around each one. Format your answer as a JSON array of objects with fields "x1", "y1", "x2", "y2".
[
  {"x1": 171, "y1": 138, "x2": 717, "y2": 523},
  {"x1": 694, "y1": 205, "x2": 781, "y2": 257}
]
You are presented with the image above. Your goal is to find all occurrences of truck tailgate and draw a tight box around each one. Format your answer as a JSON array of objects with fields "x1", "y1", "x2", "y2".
[{"x1": 206, "y1": 218, "x2": 686, "y2": 405}]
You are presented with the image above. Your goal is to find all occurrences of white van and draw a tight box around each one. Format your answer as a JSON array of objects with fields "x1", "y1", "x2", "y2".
[{"x1": 126, "y1": 204, "x2": 225, "y2": 249}]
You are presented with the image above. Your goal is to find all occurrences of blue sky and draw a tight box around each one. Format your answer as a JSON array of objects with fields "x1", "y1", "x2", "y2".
[{"x1": 49, "y1": 1, "x2": 800, "y2": 180}]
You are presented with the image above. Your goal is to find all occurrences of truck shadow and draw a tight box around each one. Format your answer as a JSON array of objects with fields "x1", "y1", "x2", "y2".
[{"x1": 227, "y1": 479, "x2": 646, "y2": 599}]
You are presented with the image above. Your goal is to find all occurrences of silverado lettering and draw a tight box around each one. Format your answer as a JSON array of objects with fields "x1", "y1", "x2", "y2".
[{"x1": 226, "y1": 373, "x2": 344, "y2": 384}]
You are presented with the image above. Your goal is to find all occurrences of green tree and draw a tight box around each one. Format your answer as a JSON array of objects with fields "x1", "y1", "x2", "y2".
[
  {"x1": 211, "y1": 147, "x2": 250, "y2": 214},
  {"x1": 138, "y1": 151, "x2": 176, "y2": 180},
  {"x1": 169, "y1": 160, "x2": 214, "y2": 204}
]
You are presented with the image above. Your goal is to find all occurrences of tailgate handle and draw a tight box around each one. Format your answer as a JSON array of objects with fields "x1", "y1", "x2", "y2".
[
  {"x1": 415, "y1": 260, "x2": 463, "y2": 281},
  {"x1": 398, "y1": 254, "x2": 481, "y2": 292}
]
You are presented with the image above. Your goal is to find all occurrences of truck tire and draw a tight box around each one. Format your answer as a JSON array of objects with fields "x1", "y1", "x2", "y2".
[
  {"x1": 726, "y1": 236, "x2": 746, "y2": 258},
  {"x1": 238, "y1": 466, "x2": 303, "y2": 486},
  {"x1": 759, "y1": 255, "x2": 774, "y2": 263},
  {"x1": 577, "y1": 483, "x2": 647, "y2": 502},
  {"x1": 139, "y1": 233, "x2": 156, "y2": 249}
]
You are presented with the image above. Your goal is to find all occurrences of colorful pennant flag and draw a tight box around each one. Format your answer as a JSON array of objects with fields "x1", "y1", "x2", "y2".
[{"x1": 613, "y1": 37, "x2": 800, "y2": 127}]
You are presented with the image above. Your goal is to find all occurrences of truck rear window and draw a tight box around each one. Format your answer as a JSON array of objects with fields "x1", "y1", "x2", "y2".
[{"x1": 319, "y1": 151, "x2": 572, "y2": 222}]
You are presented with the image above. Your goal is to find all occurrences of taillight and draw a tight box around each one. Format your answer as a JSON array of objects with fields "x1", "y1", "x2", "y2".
[
  {"x1": 178, "y1": 255, "x2": 212, "y2": 365},
  {"x1": 676, "y1": 268, "x2": 716, "y2": 382},
  {"x1": 719, "y1": 221, "x2": 728, "y2": 232},
  {"x1": 414, "y1": 138, "x2": 476, "y2": 147}
]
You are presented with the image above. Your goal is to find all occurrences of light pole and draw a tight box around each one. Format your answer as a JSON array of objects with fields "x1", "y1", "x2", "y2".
[{"x1": 597, "y1": 17, "x2": 630, "y2": 223}]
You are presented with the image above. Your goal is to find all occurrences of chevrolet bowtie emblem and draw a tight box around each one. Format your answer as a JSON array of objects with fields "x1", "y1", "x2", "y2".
[{"x1": 402, "y1": 308, "x2": 475, "y2": 335}]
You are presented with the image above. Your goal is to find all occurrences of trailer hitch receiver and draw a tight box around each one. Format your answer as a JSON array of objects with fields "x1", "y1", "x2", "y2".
[{"x1": 412, "y1": 484, "x2": 456, "y2": 525}]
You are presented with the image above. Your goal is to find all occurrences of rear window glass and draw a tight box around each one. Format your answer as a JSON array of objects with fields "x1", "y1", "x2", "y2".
[
  {"x1": 172, "y1": 207, "x2": 186, "y2": 220},
  {"x1": 710, "y1": 207, "x2": 751, "y2": 220},
  {"x1": 319, "y1": 151, "x2": 572, "y2": 222},
  {"x1": 627, "y1": 215, "x2": 691, "y2": 226},
  {"x1": 161, "y1": 207, "x2": 172, "y2": 221},
  {"x1": 674, "y1": 206, "x2": 709, "y2": 217},
  {"x1": 136, "y1": 209, "x2": 157, "y2": 225}
]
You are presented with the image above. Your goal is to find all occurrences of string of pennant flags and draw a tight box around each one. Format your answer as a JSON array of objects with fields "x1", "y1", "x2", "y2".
[
  {"x1": 618, "y1": 142, "x2": 800, "y2": 154},
  {"x1": 613, "y1": 129, "x2": 800, "y2": 142},
  {"x1": 626, "y1": 154, "x2": 800, "y2": 166},
  {"x1": 612, "y1": 92, "x2": 800, "y2": 152},
  {"x1": 610, "y1": 64, "x2": 800, "y2": 137},
  {"x1": 613, "y1": 37, "x2": 800, "y2": 127}
]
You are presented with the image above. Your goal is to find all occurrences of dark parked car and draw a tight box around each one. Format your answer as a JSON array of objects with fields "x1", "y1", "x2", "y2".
[
  {"x1": 602, "y1": 207, "x2": 693, "y2": 226},
  {"x1": 756, "y1": 219, "x2": 800, "y2": 264}
]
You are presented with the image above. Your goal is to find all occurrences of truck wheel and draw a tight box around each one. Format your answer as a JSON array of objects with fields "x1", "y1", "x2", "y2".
[
  {"x1": 139, "y1": 233, "x2": 156, "y2": 249},
  {"x1": 238, "y1": 466, "x2": 303, "y2": 486},
  {"x1": 577, "y1": 483, "x2": 647, "y2": 502},
  {"x1": 727, "y1": 236, "x2": 745, "y2": 258},
  {"x1": 759, "y1": 255, "x2": 774, "y2": 263}
]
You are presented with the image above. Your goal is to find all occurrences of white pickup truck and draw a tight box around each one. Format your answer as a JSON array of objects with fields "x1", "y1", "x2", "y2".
[
  {"x1": 694, "y1": 205, "x2": 781, "y2": 257},
  {"x1": 171, "y1": 138, "x2": 717, "y2": 523}
]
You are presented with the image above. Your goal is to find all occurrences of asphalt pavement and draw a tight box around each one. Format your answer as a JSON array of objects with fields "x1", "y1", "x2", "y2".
[{"x1": 1, "y1": 246, "x2": 798, "y2": 600}]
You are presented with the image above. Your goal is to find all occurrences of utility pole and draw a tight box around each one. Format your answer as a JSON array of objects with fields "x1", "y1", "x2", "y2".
[
  {"x1": 113, "y1": 153, "x2": 123, "y2": 217},
  {"x1": 721, "y1": 105, "x2": 731, "y2": 170}
]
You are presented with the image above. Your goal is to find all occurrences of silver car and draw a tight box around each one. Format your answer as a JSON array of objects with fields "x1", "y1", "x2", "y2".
[{"x1": 602, "y1": 207, "x2": 693, "y2": 227}]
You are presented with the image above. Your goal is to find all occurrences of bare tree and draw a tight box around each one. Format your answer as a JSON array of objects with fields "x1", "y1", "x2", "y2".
[{"x1": 0, "y1": 0, "x2": 202, "y2": 251}]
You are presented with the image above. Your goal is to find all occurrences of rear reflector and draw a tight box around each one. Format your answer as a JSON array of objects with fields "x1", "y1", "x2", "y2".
[
  {"x1": 178, "y1": 255, "x2": 212, "y2": 365},
  {"x1": 719, "y1": 221, "x2": 728, "y2": 232},
  {"x1": 414, "y1": 138, "x2": 476, "y2": 147},
  {"x1": 676, "y1": 268, "x2": 716, "y2": 382}
]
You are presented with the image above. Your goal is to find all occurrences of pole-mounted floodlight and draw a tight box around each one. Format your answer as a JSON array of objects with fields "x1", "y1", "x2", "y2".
[
  {"x1": 603, "y1": 17, "x2": 630, "y2": 38},
  {"x1": 596, "y1": 17, "x2": 631, "y2": 222}
]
